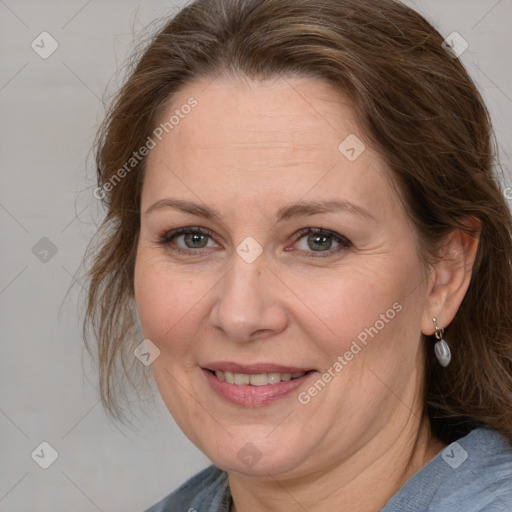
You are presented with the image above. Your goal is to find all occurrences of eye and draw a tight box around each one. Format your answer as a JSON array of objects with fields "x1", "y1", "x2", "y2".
[
  {"x1": 157, "y1": 227, "x2": 219, "y2": 255},
  {"x1": 157, "y1": 226, "x2": 352, "y2": 259},
  {"x1": 292, "y1": 227, "x2": 352, "y2": 258}
]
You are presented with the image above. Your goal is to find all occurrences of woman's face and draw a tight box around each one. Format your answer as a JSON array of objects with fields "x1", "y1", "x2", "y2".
[{"x1": 134, "y1": 75, "x2": 432, "y2": 477}]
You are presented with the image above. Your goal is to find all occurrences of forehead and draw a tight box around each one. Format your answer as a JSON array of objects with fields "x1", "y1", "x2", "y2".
[
  {"x1": 153, "y1": 75, "x2": 356, "y2": 162},
  {"x1": 142, "y1": 75, "x2": 393, "y2": 219}
]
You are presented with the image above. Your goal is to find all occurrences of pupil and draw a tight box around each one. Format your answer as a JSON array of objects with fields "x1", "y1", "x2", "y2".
[{"x1": 308, "y1": 234, "x2": 331, "y2": 251}]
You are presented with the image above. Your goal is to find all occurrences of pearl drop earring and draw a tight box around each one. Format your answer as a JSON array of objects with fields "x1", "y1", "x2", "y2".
[{"x1": 433, "y1": 317, "x2": 451, "y2": 367}]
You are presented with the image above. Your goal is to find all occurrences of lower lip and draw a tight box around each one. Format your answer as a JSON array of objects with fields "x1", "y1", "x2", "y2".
[{"x1": 202, "y1": 369, "x2": 316, "y2": 407}]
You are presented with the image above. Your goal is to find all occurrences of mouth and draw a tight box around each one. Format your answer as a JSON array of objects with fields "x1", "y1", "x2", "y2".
[{"x1": 201, "y1": 362, "x2": 317, "y2": 406}]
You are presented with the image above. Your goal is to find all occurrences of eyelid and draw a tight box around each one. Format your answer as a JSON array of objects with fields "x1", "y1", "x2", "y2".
[
  {"x1": 158, "y1": 226, "x2": 216, "y2": 245},
  {"x1": 292, "y1": 226, "x2": 351, "y2": 244}
]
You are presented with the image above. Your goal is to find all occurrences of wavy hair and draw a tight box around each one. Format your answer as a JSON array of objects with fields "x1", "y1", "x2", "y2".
[{"x1": 83, "y1": 0, "x2": 512, "y2": 444}]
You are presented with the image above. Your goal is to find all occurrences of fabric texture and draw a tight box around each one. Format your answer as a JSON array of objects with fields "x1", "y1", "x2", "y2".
[{"x1": 145, "y1": 427, "x2": 512, "y2": 512}]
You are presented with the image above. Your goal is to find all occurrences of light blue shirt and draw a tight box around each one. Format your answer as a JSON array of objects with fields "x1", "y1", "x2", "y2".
[{"x1": 145, "y1": 427, "x2": 512, "y2": 511}]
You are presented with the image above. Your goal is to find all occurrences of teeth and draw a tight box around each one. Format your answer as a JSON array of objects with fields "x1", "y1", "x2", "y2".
[
  {"x1": 214, "y1": 370, "x2": 305, "y2": 385},
  {"x1": 234, "y1": 373, "x2": 250, "y2": 385},
  {"x1": 268, "y1": 372, "x2": 284, "y2": 384}
]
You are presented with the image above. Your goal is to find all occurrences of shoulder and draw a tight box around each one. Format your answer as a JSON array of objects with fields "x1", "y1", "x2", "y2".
[
  {"x1": 144, "y1": 465, "x2": 231, "y2": 512},
  {"x1": 381, "y1": 427, "x2": 512, "y2": 512},
  {"x1": 433, "y1": 427, "x2": 512, "y2": 511}
]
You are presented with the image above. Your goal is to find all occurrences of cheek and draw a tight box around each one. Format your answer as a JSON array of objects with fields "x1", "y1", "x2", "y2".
[
  {"x1": 310, "y1": 254, "x2": 424, "y2": 368},
  {"x1": 294, "y1": 258, "x2": 425, "y2": 437},
  {"x1": 133, "y1": 249, "x2": 210, "y2": 356}
]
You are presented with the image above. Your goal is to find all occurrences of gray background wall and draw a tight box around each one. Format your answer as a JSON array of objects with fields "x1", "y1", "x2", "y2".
[{"x1": 1, "y1": 1, "x2": 511, "y2": 510}]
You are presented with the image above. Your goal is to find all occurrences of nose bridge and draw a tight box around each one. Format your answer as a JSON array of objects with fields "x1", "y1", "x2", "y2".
[{"x1": 211, "y1": 252, "x2": 286, "y2": 341}]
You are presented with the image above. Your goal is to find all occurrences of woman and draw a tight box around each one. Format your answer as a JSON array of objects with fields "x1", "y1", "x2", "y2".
[{"x1": 83, "y1": 0, "x2": 512, "y2": 510}]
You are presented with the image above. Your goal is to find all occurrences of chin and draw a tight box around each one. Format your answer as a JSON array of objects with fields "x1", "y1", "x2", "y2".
[{"x1": 203, "y1": 435, "x2": 307, "y2": 477}]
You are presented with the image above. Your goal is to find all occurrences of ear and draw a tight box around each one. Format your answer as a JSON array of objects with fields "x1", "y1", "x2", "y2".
[{"x1": 421, "y1": 217, "x2": 481, "y2": 335}]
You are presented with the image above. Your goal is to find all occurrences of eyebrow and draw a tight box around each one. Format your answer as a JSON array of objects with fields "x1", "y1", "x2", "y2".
[{"x1": 144, "y1": 198, "x2": 376, "y2": 222}]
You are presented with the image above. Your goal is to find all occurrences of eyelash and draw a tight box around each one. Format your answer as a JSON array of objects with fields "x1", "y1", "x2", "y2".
[{"x1": 156, "y1": 226, "x2": 353, "y2": 259}]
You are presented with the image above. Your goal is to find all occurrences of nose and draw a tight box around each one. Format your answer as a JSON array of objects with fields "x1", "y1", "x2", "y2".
[{"x1": 209, "y1": 255, "x2": 288, "y2": 343}]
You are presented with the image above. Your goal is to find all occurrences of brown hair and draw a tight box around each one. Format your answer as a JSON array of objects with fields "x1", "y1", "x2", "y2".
[{"x1": 84, "y1": 0, "x2": 512, "y2": 444}]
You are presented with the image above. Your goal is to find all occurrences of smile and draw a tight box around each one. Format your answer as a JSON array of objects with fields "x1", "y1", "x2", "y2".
[{"x1": 202, "y1": 366, "x2": 317, "y2": 406}]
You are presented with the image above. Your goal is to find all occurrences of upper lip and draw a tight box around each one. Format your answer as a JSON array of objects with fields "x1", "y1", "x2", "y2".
[{"x1": 203, "y1": 362, "x2": 315, "y2": 374}]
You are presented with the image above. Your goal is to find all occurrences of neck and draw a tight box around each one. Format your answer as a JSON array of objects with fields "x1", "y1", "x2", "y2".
[{"x1": 229, "y1": 414, "x2": 446, "y2": 512}]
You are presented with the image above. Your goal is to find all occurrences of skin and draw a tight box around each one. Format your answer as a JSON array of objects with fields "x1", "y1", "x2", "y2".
[{"x1": 134, "y1": 75, "x2": 479, "y2": 511}]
